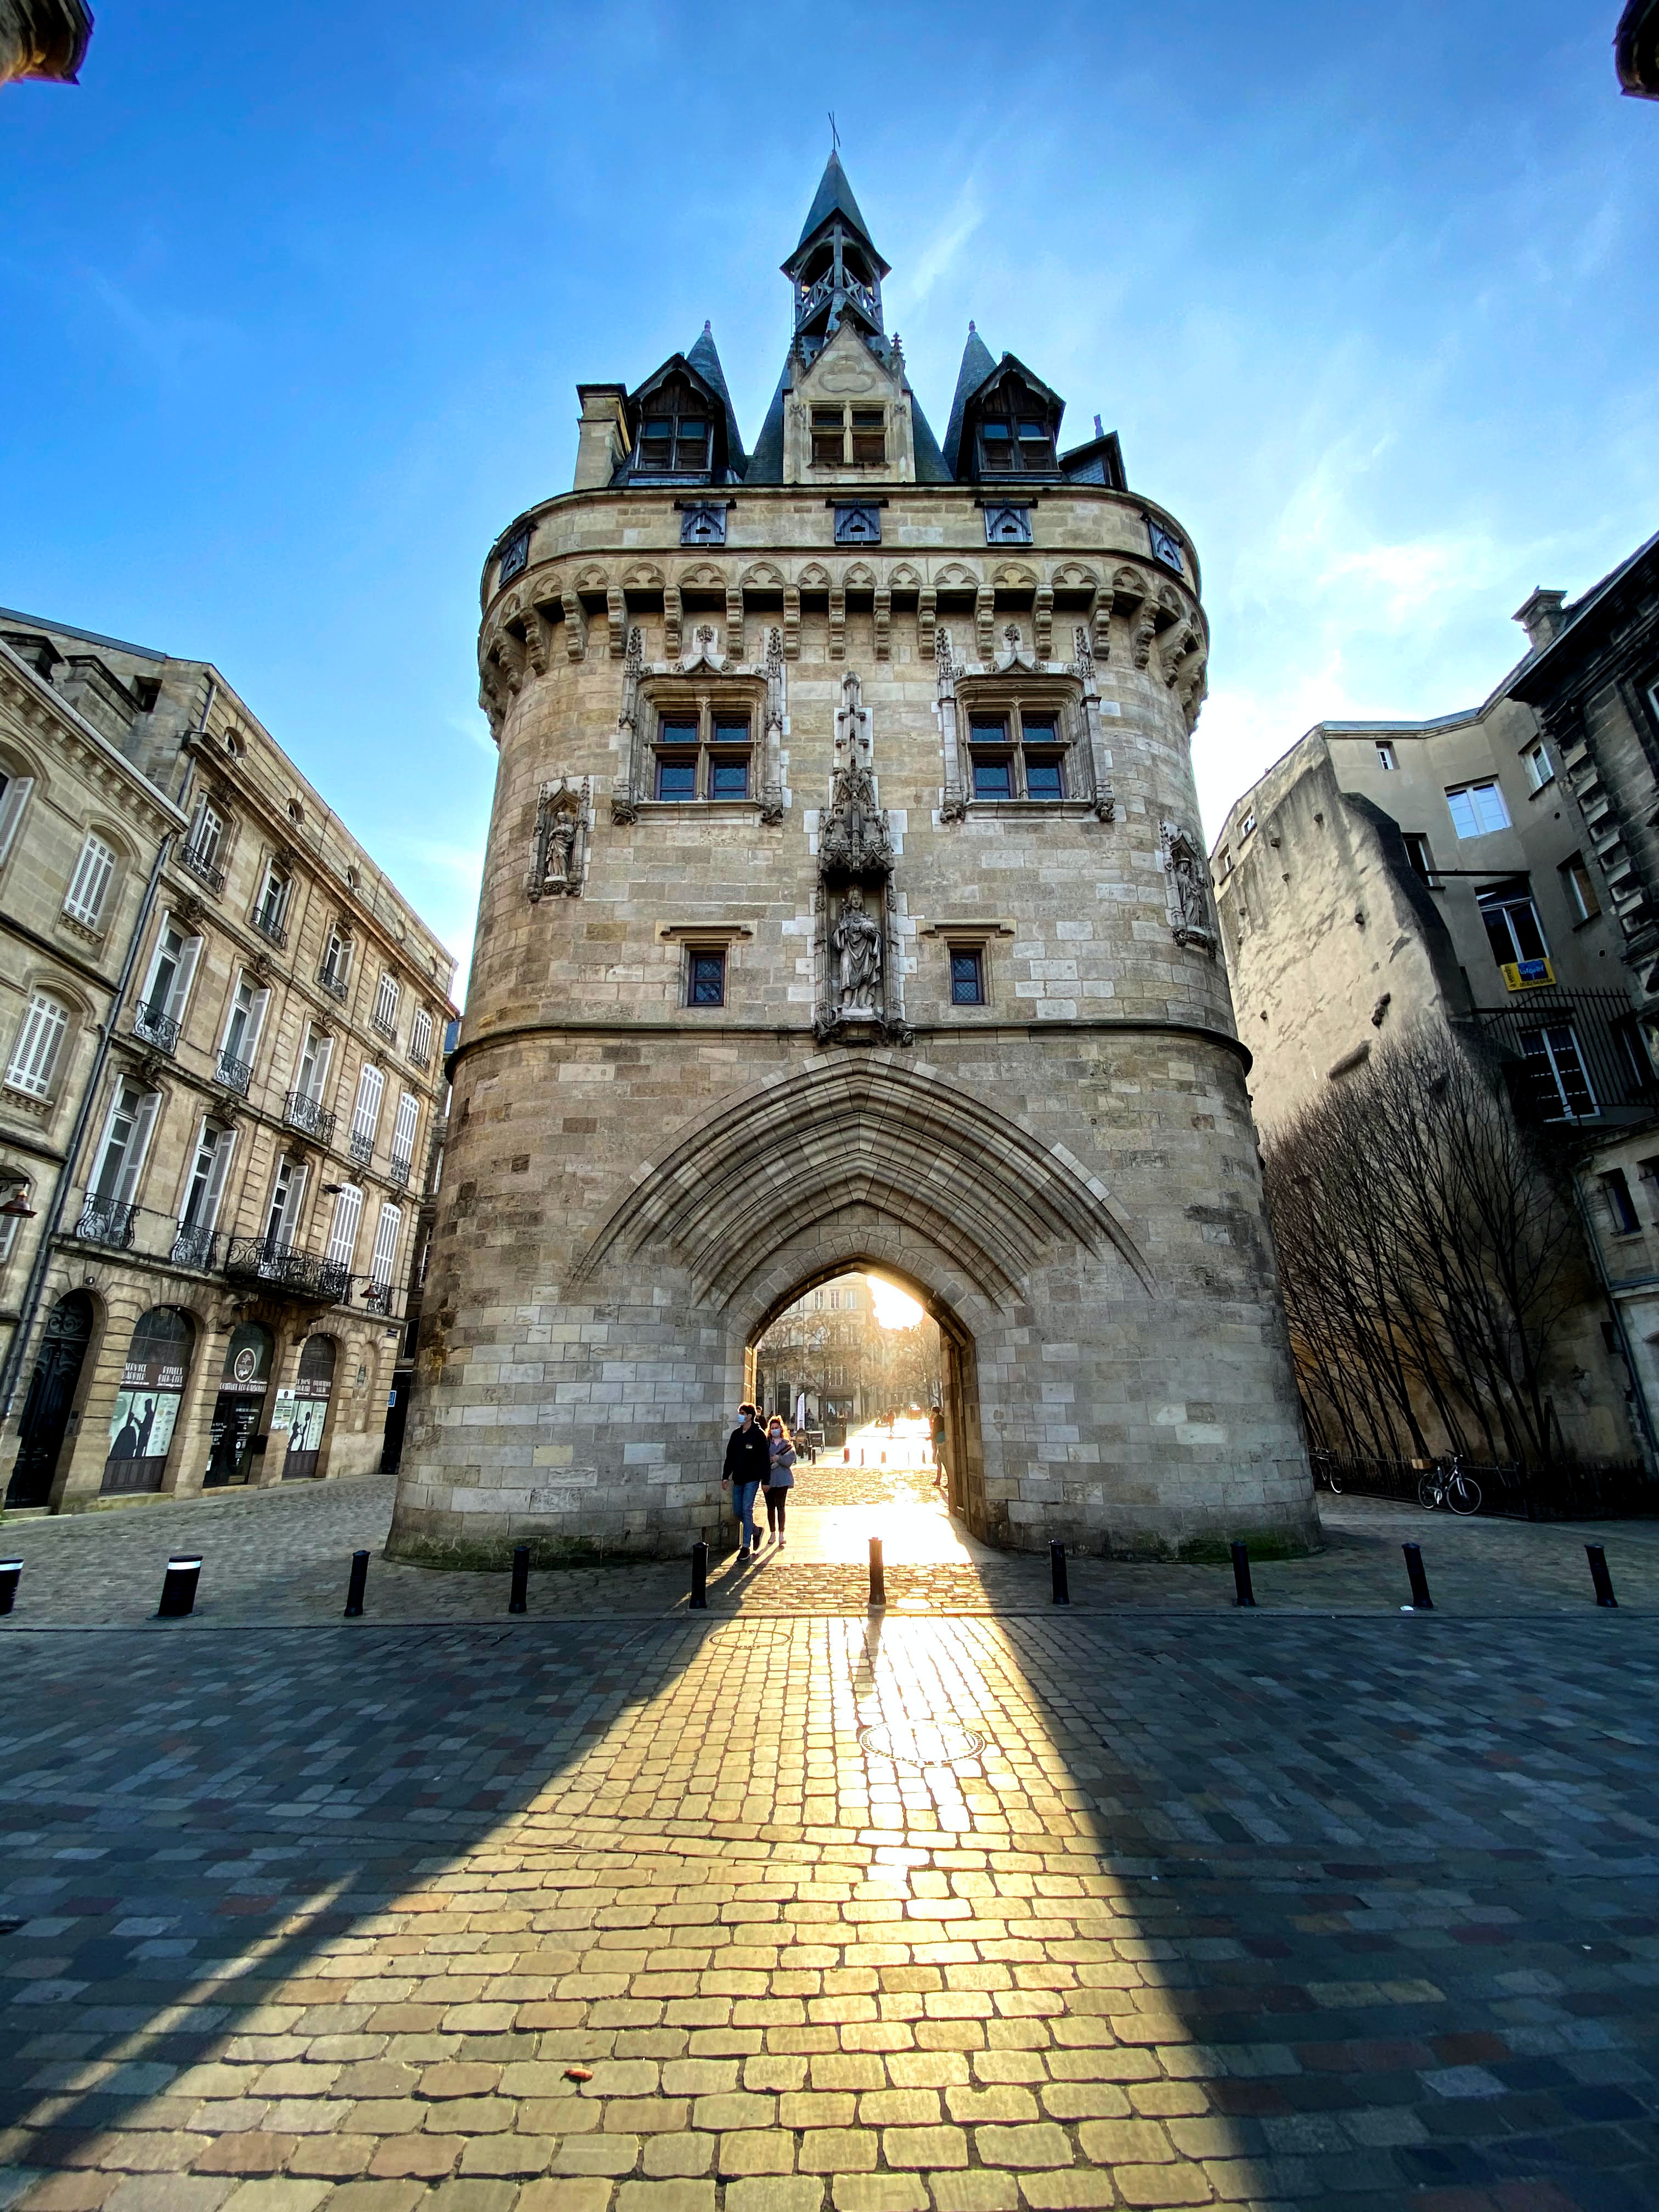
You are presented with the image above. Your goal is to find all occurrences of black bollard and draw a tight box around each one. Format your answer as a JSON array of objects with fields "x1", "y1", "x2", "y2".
[
  {"x1": 690, "y1": 1541, "x2": 708, "y2": 1610},
  {"x1": 869, "y1": 1537, "x2": 886, "y2": 1610},
  {"x1": 158, "y1": 1556, "x2": 202, "y2": 1618},
  {"x1": 1231, "y1": 1541, "x2": 1256, "y2": 1609},
  {"x1": 343, "y1": 1549, "x2": 369, "y2": 1618},
  {"x1": 509, "y1": 1544, "x2": 530, "y2": 1615},
  {"x1": 1586, "y1": 1543, "x2": 1618, "y2": 1609},
  {"x1": 1051, "y1": 1541, "x2": 1070, "y2": 1605},
  {"x1": 1402, "y1": 1542, "x2": 1434, "y2": 1610},
  {"x1": 0, "y1": 1560, "x2": 19, "y2": 1617}
]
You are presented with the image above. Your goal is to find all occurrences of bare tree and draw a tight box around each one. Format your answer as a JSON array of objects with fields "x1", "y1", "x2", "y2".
[{"x1": 1262, "y1": 1025, "x2": 1592, "y2": 1467}]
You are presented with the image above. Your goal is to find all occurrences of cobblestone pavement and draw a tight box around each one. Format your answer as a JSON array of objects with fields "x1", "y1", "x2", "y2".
[
  {"x1": 1, "y1": 1606, "x2": 1656, "y2": 2211},
  {"x1": 1, "y1": 1472, "x2": 1658, "y2": 1626}
]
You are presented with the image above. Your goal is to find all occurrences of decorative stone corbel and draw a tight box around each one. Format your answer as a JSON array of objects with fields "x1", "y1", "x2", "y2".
[
  {"x1": 607, "y1": 584, "x2": 626, "y2": 658},
  {"x1": 1034, "y1": 584, "x2": 1053, "y2": 661},
  {"x1": 1130, "y1": 605, "x2": 1158, "y2": 670},
  {"x1": 494, "y1": 629, "x2": 526, "y2": 696},
  {"x1": 663, "y1": 583, "x2": 683, "y2": 662},
  {"x1": 873, "y1": 583, "x2": 891, "y2": 662},
  {"x1": 917, "y1": 584, "x2": 936, "y2": 660},
  {"x1": 828, "y1": 583, "x2": 846, "y2": 662},
  {"x1": 782, "y1": 583, "x2": 800, "y2": 662},
  {"x1": 974, "y1": 584, "x2": 995, "y2": 667},
  {"x1": 726, "y1": 582, "x2": 744, "y2": 661},
  {"x1": 561, "y1": 585, "x2": 586, "y2": 661},
  {"x1": 522, "y1": 605, "x2": 552, "y2": 678}
]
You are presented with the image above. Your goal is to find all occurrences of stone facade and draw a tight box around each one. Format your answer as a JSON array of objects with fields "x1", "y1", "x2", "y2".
[
  {"x1": 0, "y1": 610, "x2": 458, "y2": 1513},
  {"x1": 392, "y1": 159, "x2": 1314, "y2": 1567},
  {"x1": 1210, "y1": 538, "x2": 1659, "y2": 1460}
]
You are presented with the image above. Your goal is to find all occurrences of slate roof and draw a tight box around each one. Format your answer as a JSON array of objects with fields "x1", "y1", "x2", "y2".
[
  {"x1": 942, "y1": 326, "x2": 997, "y2": 476},
  {"x1": 792, "y1": 151, "x2": 883, "y2": 264},
  {"x1": 611, "y1": 328, "x2": 747, "y2": 486}
]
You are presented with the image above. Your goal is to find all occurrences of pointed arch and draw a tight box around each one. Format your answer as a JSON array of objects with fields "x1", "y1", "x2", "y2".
[{"x1": 575, "y1": 1053, "x2": 1154, "y2": 1310}]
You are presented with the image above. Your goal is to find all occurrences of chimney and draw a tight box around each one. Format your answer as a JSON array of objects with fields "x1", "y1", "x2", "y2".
[{"x1": 1514, "y1": 588, "x2": 1568, "y2": 652}]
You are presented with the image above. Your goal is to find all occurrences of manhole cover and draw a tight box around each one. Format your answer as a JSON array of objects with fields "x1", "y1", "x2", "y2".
[{"x1": 858, "y1": 1720, "x2": 984, "y2": 1767}]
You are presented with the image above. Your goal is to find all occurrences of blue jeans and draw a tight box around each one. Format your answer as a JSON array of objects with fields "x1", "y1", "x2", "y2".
[{"x1": 732, "y1": 1480, "x2": 761, "y2": 1549}]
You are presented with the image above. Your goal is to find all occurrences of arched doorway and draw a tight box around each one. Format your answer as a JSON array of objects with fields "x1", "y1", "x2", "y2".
[
  {"x1": 204, "y1": 1321, "x2": 272, "y2": 1487},
  {"x1": 7, "y1": 1290, "x2": 96, "y2": 1508},
  {"x1": 283, "y1": 1334, "x2": 336, "y2": 1481},
  {"x1": 103, "y1": 1306, "x2": 194, "y2": 1495}
]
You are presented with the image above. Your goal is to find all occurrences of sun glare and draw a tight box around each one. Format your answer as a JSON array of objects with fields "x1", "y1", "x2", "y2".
[{"x1": 865, "y1": 1276, "x2": 924, "y2": 1330}]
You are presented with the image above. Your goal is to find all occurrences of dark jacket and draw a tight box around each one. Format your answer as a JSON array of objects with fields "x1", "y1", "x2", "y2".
[{"x1": 723, "y1": 1420, "x2": 770, "y2": 1487}]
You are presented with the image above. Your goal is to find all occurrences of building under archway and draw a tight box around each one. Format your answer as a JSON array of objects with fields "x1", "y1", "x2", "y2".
[{"x1": 388, "y1": 157, "x2": 1314, "y2": 1568}]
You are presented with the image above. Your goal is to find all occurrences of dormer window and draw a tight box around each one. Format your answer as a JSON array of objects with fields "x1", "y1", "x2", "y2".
[
  {"x1": 977, "y1": 393, "x2": 1056, "y2": 474},
  {"x1": 811, "y1": 405, "x2": 886, "y2": 469},
  {"x1": 636, "y1": 377, "x2": 712, "y2": 475}
]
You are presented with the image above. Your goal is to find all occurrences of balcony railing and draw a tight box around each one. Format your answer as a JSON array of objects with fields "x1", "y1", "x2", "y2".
[
  {"x1": 216, "y1": 1052, "x2": 253, "y2": 1097},
  {"x1": 251, "y1": 907, "x2": 288, "y2": 949},
  {"x1": 76, "y1": 1197, "x2": 136, "y2": 1249},
  {"x1": 224, "y1": 1237, "x2": 351, "y2": 1303},
  {"x1": 348, "y1": 1128, "x2": 374, "y2": 1165},
  {"x1": 407, "y1": 1044, "x2": 431, "y2": 1071},
  {"x1": 371, "y1": 1011, "x2": 397, "y2": 1043},
  {"x1": 317, "y1": 966, "x2": 348, "y2": 1001},
  {"x1": 132, "y1": 1002, "x2": 180, "y2": 1053},
  {"x1": 178, "y1": 843, "x2": 225, "y2": 895},
  {"x1": 387, "y1": 1152, "x2": 411, "y2": 1188},
  {"x1": 363, "y1": 1279, "x2": 395, "y2": 1316},
  {"x1": 171, "y1": 1222, "x2": 220, "y2": 1271},
  {"x1": 285, "y1": 1092, "x2": 336, "y2": 1144},
  {"x1": 1472, "y1": 988, "x2": 1659, "y2": 1127}
]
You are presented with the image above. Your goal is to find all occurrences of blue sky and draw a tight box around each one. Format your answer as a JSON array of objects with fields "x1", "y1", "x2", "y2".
[{"x1": 3, "y1": 2, "x2": 1655, "y2": 995}]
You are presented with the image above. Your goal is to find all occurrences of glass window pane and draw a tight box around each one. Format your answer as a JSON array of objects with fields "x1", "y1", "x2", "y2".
[
  {"x1": 1447, "y1": 789, "x2": 1479, "y2": 838},
  {"x1": 656, "y1": 757, "x2": 697, "y2": 799},
  {"x1": 969, "y1": 717, "x2": 1009, "y2": 743},
  {"x1": 712, "y1": 718, "x2": 749, "y2": 744},
  {"x1": 972, "y1": 756, "x2": 1013, "y2": 799},
  {"x1": 981, "y1": 421, "x2": 1011, "y2": 440},
  {"x1": 1474, "y1": 781, "x2": 1510, "y2": 833},
  {"x1": 659, "y1": 720, "x2": 697, "y2": 746},
  {"x1": 1025, "y1": 755, "x2": 1064, "y2": 800},
  {"x1": 1020, "y1": 714, "x2": 1058, "y2": 743},
  {"x1": 689, "y1": 952, "x2": 725, "y2": 1007},
  {"x1": 709, "y1": 756, "x2": 749, "y2": 798},
  {"x1": 950, "y1": 951, "x2": 984, "y2": 1005}
]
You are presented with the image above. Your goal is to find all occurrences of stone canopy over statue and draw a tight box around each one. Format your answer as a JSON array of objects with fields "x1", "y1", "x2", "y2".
[{"x1": 831, "y1": 887, "x2": 883, "y2": 1014}]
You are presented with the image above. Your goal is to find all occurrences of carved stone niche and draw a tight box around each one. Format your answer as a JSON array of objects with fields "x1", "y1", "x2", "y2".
[
  {"x1": 813, "y1": 672, "x2": 910, "y2": 1047},
  {"x1": 1161, "y1": 820, "x2": 1217, "y2": 955},
  {"x1": 527, "y1": 777, "x2": 591, "y2": 901}
]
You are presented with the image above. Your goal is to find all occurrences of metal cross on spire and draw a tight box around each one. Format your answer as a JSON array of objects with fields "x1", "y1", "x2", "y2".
[{"x1": 828, "y1": 111, "x2": 840, "y2": 151}]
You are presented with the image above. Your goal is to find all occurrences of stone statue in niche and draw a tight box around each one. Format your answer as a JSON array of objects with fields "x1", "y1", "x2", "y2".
[
  {"x1": 528, "y1": 778, "x2": 589, "y2": 900},
  {"x1": 1161, "y1": 820, "x2": 1216, "y2": 954},
  {"x1": 832, "y1": 887, "x2": 883, "y2": 1014}
]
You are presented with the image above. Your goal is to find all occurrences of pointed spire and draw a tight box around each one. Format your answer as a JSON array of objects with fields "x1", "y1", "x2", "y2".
[
  {"x1": 684, "y1": 322, "x2": 746, "y2": 474},
  {"x1": 794, "y1": 149, "x2": 879, "y2": 258},
  {"x1": 943, "y1": 324, "x2": 998, "y2": 476}
]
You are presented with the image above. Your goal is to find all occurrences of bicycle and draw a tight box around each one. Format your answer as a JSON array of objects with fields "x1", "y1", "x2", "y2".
[{"x1": 1417, "y1": 1455, "x2": 1482, "y2": 1515}]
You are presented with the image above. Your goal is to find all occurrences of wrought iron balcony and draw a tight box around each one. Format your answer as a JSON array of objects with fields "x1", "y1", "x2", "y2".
[
  {"x1": 132, "y1": 1002, "x2": 179, "y2": 1053},
  {"x1": 177, "y1": 842, "x2": 225, "y2": 895},
  {"x1": 348, "y1": 1127, "x2": 374, "y2": 1165},
  {"x1": 407, "y1": 1045, "x2": 431, "y2": 1071},
  {"x1": 387, "y1": 1152, "x2": 411, "y2": 1188},
  {"x1": 76, "y1": 1197, "x2": 136, "y2": 1249},
  {"x1": 224, "y1": 1237, "x2": 352, "y2": 1303},
  {"x1": 371, "y1": 1011, "x2": 397, "y2": 1043},
  {"x1": 317, "y1": 965, "x2": 348, "y2": 1002},
  {"x1": 363, "y1": 1279, "x2": 395, "y2": 1316},
  {"x1": 284, "y1": 1092, "x2": 336, "y2": 1143},
  {"x1": 216, "y1": 1052, "x2": 253, "y2": 1097},
  {"x1": 251, "y1": 907, "x2": 288, "y2": 949},
  {"x1": 1472, "y1": 988, "x2": 1659, "y2": 1127},
  {"x1": 171, "y1": 1222, "x2": 219, "y2": 1271}
]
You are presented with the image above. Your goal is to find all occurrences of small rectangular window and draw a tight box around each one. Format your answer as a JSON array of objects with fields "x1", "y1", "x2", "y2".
[
  {"x1": 1447, "y1": 780, "x2": 1510, "y2": 838},
  {"x1": 688, "y1": 949, "x2": 726, "y2": 1007},
  {"x1": 1480, "y1": 889, "x2": 1548, "y2": 969},
  {"x1": 1602, "y1": 1169, "x2": 1640, "y2": 1235},
  {"x1": 1562, "y1": 853, "x2": 1600, "y2": 922},
  {"x1": 656, "y1": 755, "x2": 697, "y2": 800},
  {"x1": 972, "y1": 755, "x2": 1014, "y2": 799},
  {"x1": 811, "y1": 408, "x2": 844, "y2": 466},
  {"x1": 949, "y1": 949, "x2": 985, "y2": 1005},
  {"x1": 980, "y1": 420, "x2": 1013, "y2": 468},
  {"x1": 1376, "y1": 742, "x2": 1397, "y2": 771},
  {"x1": 675, "y1": 418, "x2": 709, "y2": 471},
  {"x1": 850, "y1": 409, "x2": 885, "y2": 465},
  {"x1": 1523, "y1": 741, "x2": 1554, "y2": 791},
  {"x1": 1402, "y1": 832, "x2": 1440, "y2": 886}
]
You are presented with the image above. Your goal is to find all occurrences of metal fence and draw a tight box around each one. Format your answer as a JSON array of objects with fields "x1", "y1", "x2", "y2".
[
  {"x1": 1310, "y1": 1448, "x2": 1659, "y2": 1521},
  {"x1": 1470, "y1": 988, "x2": 1659, "y2": 1125}
]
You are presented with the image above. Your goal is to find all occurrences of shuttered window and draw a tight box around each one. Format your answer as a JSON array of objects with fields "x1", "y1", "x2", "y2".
[
  {"x1": 373, "y1": 973, "x2": 399, "y2": 1035},
  {"x1": 63, "y1": 833, "x2": 117, "y2": 927},
  {"x1": 368, "y1": 1200, "x2": 402, "y2": 1285},
  {"x1": 5, "y1": 992, "x2": 69, "y2": 1098},
  {"x1": 325, "y1": 1183, "x2": 364, "y2": 1268},
  {"x1": 91, "y1": 1081, "x2": 159, "y2": 1205},
  {"x1": 391, "y1": 1091, "x2": 419, "y2": 1170},
  {"x1": 350, "y1": 1064, "x2": 384, "y2": 1147},
  {"x1": 409, "y1": 1007, "x2": 433, "y2": 1064},
  {"x1": 179, "y1": 1121, "x2": 235, "y2": 1232},
  {"x1": 0, "y1": 773, "x2": 35, "y2": 863}
]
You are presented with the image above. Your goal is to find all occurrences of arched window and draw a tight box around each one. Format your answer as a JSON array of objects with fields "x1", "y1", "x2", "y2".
[
  {"x1": 5, "y1": 990, "x2": 70, "y2": 1100},
  {"x1": 103, "y1": 1305, "x2": 193, "y2": 1496}
]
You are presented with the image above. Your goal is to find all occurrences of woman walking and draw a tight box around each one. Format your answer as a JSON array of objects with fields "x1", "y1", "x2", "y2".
[{"x1": 761, "y1": 1414, "x2": 797, "y2": 1548}]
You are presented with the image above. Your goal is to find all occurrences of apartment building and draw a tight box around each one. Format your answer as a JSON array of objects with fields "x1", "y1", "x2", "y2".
[{"x1": 0, "y1": 610, "x2": 459, "y2": 1511}]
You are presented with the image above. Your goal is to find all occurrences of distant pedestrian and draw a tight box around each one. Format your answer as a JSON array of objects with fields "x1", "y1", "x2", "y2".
[
  {"x1": 723, "y1": 1401, "x2": 770, "y2": 1559},
  {"x1": 762, "y1": 1414, "x2": 797, "y2": 1547}
]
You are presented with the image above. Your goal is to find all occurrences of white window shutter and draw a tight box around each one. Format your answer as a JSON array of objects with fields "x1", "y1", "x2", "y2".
[
  {"x1": 0, "y1": 776, "x2": 35, "y2": 862},
  {"x1": 64, "y1": 834, "x2": 116, "y2": 926},
  {"x1": 246, "y1": 988, "x2": 271, "y2": 1058},
  {"x1": 7, "y1": 994, "x2": 67, "y2": 1096},
  {"x1": 139, "y1": 916, "x2": 172, "y2": 1008},
  {"x1": 326, "y1": 1184, "x2": 364, "y2": 1268},
  {"x1": 392, "y1": 1091, "x2": 419, "y2": 1160},
  {"x1": 112, "y1": 1091, "x2": 160, "y2": 1207},
  {"x1": 352, "y1": 1064, "x2": 383, "y2": 1141},
  {"x1": 369, "y1": 1200, "x2": 402, "y2": 1284},
  {"x1": 163, "y1": 935, "x2": 204, "y2": 1024},
  {"x1": 200, "y1": 1125, "x2": 236, "y2": 1229}
]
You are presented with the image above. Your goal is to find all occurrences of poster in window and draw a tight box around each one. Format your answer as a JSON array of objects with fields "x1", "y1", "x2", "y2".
[
  {"x1": 287, "y1": 1395, "x2": 328, "y2": 1455},
  {"x1": 107, "y1": 1387, "x2": 181, "y2": 1464}
]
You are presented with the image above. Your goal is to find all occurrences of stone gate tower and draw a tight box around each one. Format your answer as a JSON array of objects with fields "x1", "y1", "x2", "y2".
[{"x1": 390, "y1": 157, "x2": 1316, "y2": 1565}]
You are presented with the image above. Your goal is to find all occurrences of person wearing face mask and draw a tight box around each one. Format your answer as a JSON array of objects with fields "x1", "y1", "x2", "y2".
[
  {"x1": 760, "y1": 1413, "x2": 797, "y2": 1548},
  {"x1": 723, "y1": 1401, "x2": 770, "y2": 1560}
]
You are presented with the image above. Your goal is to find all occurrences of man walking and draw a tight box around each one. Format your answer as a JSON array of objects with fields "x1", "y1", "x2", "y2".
[{"x1": 723, "y1": 1401, "x2": 770, "y2": 1560}]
